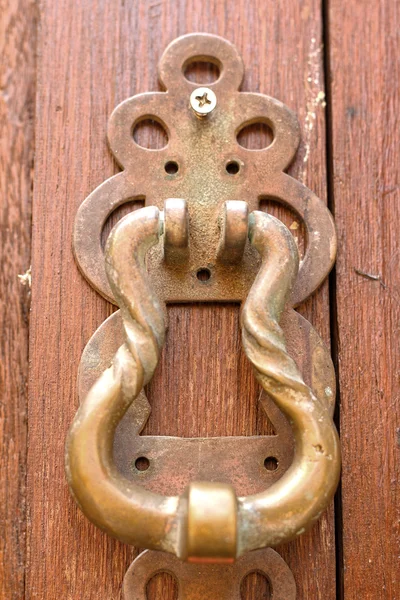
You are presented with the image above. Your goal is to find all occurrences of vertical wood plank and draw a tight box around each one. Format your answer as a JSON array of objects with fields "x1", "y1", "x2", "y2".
[
  {"x1": 27, "y1": 1, "x2": 334, "y2": 598},
  {"x1": 328, "y1": 0, "x2": 400, "y2": 597},
  {"x1": 0, "y1": 1, "x2": 36, "y2": 598}
]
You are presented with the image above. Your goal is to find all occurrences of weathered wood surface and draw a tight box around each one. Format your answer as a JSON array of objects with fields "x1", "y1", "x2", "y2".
[
  {"x1": 0, "y1": 1, "x2": 36, "y2": 598},
  {"x1": 10, "y1": 0, "x2": 400, "y2": 598},
  {"x1": 25, "y1": 1, "x2": 334, "y2": 599},
  {"x1": 329, "y1": 1, "x2": 400, "y2": 598}
]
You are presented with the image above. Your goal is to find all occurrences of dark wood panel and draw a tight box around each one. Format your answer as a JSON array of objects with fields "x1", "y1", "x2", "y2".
[
  {"x1": 0, "y1": 1, "x2": 36, "y2": 598},
  {"x1": 328, "y1": 0, "x2": 400, "y2": 597},
  {"x1": 27, "y1": 1, "x2": 334, "y2": 598}
]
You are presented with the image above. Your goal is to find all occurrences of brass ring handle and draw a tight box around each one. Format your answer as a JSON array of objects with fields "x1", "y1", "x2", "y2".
[{"x1": 65, "y1": 204, "x2": 340, "y2": 561}]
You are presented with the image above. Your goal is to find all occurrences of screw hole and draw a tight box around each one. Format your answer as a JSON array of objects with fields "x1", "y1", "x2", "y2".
[
  {"x1": 226, "y1": 160, "x2": 240, "y2": 175},
  {"x1": 264, "y1": 456, "x2": 279, "y2": 471},
  {"x1": 196, "y1": 268, "x2": 211, "y2": 282},
  {"x1": 165, "y1": 161, "x2": 179, "y2": 175},
  {"x1": 135, "y1": 456, "x2": 150, "y2": 471}
]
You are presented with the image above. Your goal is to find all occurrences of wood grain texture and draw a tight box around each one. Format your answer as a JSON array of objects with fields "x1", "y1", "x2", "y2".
[
  {"x1": 0, "y1": 1, "x2": 36, "y2": 598},
  {"x1": 27, "y1": 1, "x2": 334, "y2": 598},
  {"x1": 329, "y1": 1, "x2": 400, "y2": 598}
]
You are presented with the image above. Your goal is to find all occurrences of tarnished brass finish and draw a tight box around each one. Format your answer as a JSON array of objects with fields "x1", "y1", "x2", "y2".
[
  {"x1": 76, "y1": 303, "x2": 336, "y2": 502},
  {"x1": 218, "y1": 201, "x2": 249, "y2": 264},
  {"x1": 183, "y1": 482, "x2": 237, "y2": 563},
  {"x1": 67, "y1": 33, "x2": 341, "y2": 593},
  {"x1": 73, "y1": 33, "x2": 336, "y2": 306},
  {"x1": 66, "y1": 206, "x2": 340, "y2": 558},
  {"x1": 122, "y1": 548, "x2": 296, "y2": 599},
  {"x1": 163, "y1": 198, "x2": 189, "y2": 264}
]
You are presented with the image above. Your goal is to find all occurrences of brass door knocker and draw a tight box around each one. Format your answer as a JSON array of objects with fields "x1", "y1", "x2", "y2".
[{"x1": 65, "y1": 33, "x2": 340, "y2": 598}]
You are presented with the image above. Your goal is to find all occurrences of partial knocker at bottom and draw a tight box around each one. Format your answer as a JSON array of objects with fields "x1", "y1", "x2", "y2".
[{"x1": 65, "y1": 204, "x2": 341, "y2": 563}]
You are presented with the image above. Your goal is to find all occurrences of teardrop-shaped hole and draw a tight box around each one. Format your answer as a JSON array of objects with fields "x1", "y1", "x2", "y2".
[
  {"x1": 184, "y1": 59, "x2": 220, "y2": 84},
  {"x1": 133, "y1": 118, "x2": 168, "y2": 149},
  {"x1": 240, "y1": 570, "x2": 272, "y2": 599},
  {"x1": 237, "y1": 122, "x2": 274, "y2": 150},
  {"x1": 146, "y1": 571, "x2": 178, "y2": 600}
]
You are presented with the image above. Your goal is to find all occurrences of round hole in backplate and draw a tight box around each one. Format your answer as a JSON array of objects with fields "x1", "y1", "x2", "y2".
[
  {"x1": 226, "y1": 160, "x2": 240, "y2": 175},
  {"x1": 135, "y1": 456, "x2": 150, "y2": 471},
  {"x1": 101, "y1": 199, "x2": 145, "y2": 250},
  {"x1": 240, "y1": 571, "x2": 272, "y2": 599},
  {"x1": 146, "y1": 571, "x2": 179, "y2": 600},
  {"x1": 237, "y1": 121, "x2": 274, "y2": 150},
  {"x1": 132, "y1": 118, "x2": 168, "y2": 149},
  {"x1": 165, "y1": 160, "x2": 179, "y2": 175},
  {"x1": 264, "y1": 456, "x2": 279, "y2": 471},
  {"x1": 259, "y1": 197, "x2": 305, "y2": 261},
  {"x1": 183, "y1": 59, "x2": 220, "y2": 84},
  {"x1": 196, "y1": 268, "x2": 211, "y2": 282}
]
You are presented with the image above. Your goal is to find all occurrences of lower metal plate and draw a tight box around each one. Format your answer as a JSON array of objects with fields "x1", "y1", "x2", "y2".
[{"x1": 123, "y1": 548, "x2": 296, "y2": 599}]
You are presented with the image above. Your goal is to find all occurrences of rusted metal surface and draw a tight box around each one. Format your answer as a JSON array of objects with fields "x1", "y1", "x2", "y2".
[
  {"x1": 122, "y1": 548, "x2": 296, "y2": 600},
  {"x1": 73, "y1": 33, "x2": 336, "y2": 307}
]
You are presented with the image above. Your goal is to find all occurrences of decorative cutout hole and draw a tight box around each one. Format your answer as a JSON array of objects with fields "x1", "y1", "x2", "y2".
[
  {"x1": 226, "y1": 160, "x2": 240, "y2": 175},
  {"x1": 133, "y1": 118, "x2": 168, "y2": 149},
  {"x1": 165, "y1": 161, "x2": 179, "y2": 175},
  {"x1": 196, "y1": 268, "x2": 211, "y2": 282},
  {"x1": 264, "y1": 456, "x2": 279, "y2": 471},
  {"x1": 184, "y1": 60, "x2": 220, "y2": 84},
  {"x1": 259, "y1": 198, "x2": 305, "y2": 260},
  {"x1": 146, "y1": 571, "x2": 179, "y2": 600},
  {"x1": 237, "y1": 121, "x2": 274, "y2": 149},
  {"x1": 101, "y1": 199, "x2": 145, "y2": 250},
  {"x1": 241, "y1": 570, "x2": 272, "y2": 599},
  {"x1": 135, "y1": 456, "x2": 150, "y2": 471}
]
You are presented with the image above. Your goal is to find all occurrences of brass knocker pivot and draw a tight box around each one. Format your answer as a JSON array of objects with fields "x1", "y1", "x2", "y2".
[{"x1": 66, "y1": 33, "x2": 340, "y2": 598}]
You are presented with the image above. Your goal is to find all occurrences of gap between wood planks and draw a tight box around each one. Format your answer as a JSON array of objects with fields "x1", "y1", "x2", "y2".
[{"x1": 322, "y1": 0, "x2": 344, "y2": 598}]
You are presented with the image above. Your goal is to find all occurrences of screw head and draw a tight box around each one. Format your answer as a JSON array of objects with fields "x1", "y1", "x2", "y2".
[{"x1": 190, "y1": 87, "x2": 217, "y2": 118}]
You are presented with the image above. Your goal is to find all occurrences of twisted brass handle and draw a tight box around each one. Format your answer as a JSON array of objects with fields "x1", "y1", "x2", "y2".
[{"x1": 65, "y1": 205, "x2": 340, "y2": 562}]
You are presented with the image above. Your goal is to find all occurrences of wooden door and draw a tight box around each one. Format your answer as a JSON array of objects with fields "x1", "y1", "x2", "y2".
[{"x1": 1, "y1": 1, "x2": 398, "y2": 599}]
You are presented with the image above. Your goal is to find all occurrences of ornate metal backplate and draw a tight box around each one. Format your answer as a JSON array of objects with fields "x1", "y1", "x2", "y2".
[
  {"x1": 71, "y1": 33, "x2": 337, "y2": 599},
  {"x1": 73, "y1": 33, "x2": 336, "y2": 307}
]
